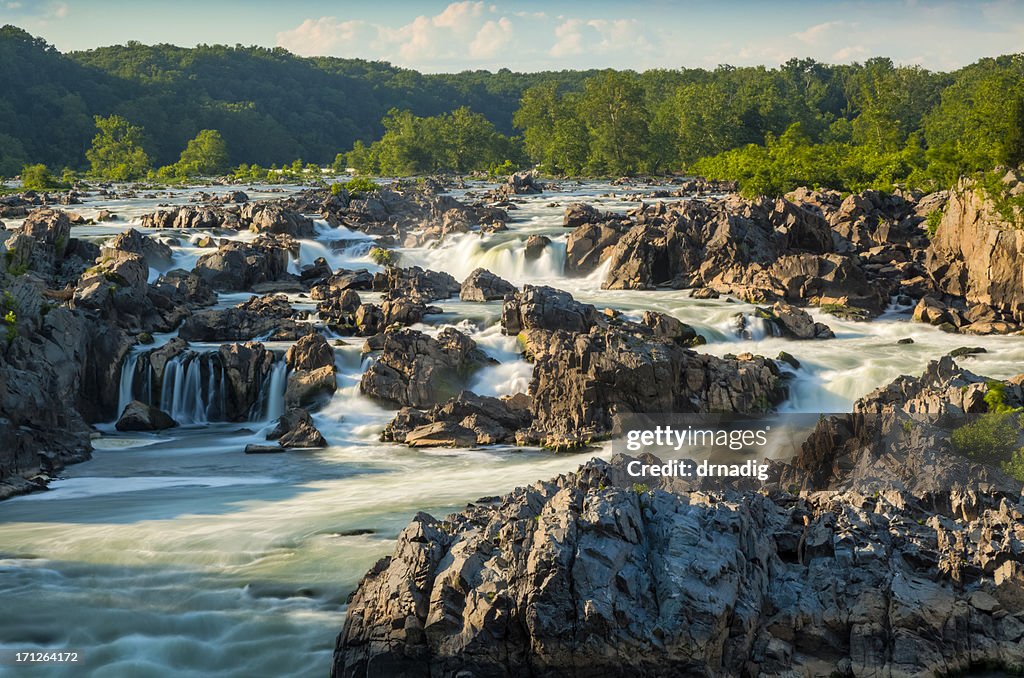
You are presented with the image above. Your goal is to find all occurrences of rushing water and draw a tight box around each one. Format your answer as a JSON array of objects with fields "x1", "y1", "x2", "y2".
[{"x1": 2, "y1": 181, "x2": 1024, "y2": 677}]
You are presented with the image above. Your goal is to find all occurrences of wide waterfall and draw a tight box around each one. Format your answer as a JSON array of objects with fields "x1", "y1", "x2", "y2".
[{"x1": 116, "y1": 347, "x2": 287, "y2": 424}]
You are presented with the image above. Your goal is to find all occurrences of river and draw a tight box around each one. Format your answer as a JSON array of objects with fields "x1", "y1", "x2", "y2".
[{"x1": 2, "y1": 180, "x2": 1023, "y2": 677}]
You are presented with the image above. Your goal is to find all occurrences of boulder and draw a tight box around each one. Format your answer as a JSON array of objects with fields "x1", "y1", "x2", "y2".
[
  {"x1": 760, "y1": 302, "x2": 835, "y2": 339},
  {"x1": 360, "y1": 328, "x2": 494, "y2": 408},
  {"x1": 284, "y1": 333, "x2": 337, "y2": 410},
  {"x1": 192, "y1": 235, "x2": 291, "y2": 291},
  {"x1": 115, "y1": 400, "x2": 177, "y2": 431},
  {"x1": 565, "y1": 221, "x2": 627, "y2": 275},
  {"x1": 267, "y1": 407, "x2": 328, "y2": 448},
  {"x1": 141, "y1": 205, "x2": 237, "y2": 230},
  {"x1": 372, "y1": 266, "x2": 460, "y2": 303},
  {"x1": 459, "y1": 268, "x2": 516, "y2": 302},
  {"x1": 218, "y1": 342, "x2": 277, "y2": 421},
  {"x1": 100, "y1": 228, "x2": 173, "y2": 268},
  {"x1": 179, "y1": 295, "x2": 309, "y2": 342},
  {"x1": 501, "y1": 285, "x2": 598, "y2": 336},
  {"x1": 240, "y1": 203, "x2": 315, "y2": 237},
  {"x1": 524, "y1": 234, "x2": 551, "y2": 261},
  {"x1": 383, "y1": 391, "x2": 533, "y2": 446},
  {"x1": 640, "y1": 310, "x2": 703, "y2": 346}
]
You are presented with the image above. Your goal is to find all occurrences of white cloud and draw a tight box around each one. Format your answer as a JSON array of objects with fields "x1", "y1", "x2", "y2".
[
  {"x1": 469, "y1": 18, "x2": 514, "y2": 59},
  {"x1": 793, "y1": 20, "x2": 846, "y2": 45}
]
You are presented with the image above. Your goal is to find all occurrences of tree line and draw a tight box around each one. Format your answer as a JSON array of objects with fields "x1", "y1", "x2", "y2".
[{"x1": 2, "y1": 24, "x2": 1023, "y2": 196}]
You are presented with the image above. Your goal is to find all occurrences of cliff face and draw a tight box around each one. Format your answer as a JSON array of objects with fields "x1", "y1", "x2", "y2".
[
  {"x1": 926, "y1": 177, "x2": 1024, "y2": 327},
  {"x1": 334, "y1": 455, "x2": 1024, "y2": 678}
]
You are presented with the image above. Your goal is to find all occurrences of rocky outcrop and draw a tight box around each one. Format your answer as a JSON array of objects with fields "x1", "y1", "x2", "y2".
[
  {"x1": 179, "y1": 294, "x2": 310, "y2": 342},
  {"x1": 500, "y1": 285, "x2": 773, "y2": 446},
  {"x1": 758, "y1": 302, "x2": 835, "y2": 340},
  {"x1": 382, "y1": 391, "x2": 532, "y2": 447},
  {"x1": 789, "y1": 356, "x2": 1024, "y2": 495},
  {"x1": 924, "y1": 178, "x2": 1024, "y2": 333},
  {"x1": 192, "y1": 235, "x2": 291, "y2": 291},
  {"x1": 360, "y1": 328, "x2": 494, "y2": 408},
  {"x1": 284, "y1": 333, "x2": 336, "y2": 409},
  {"x1": 333, "y1": 453, "x2": 1024, "y2": 678},
  {"x1": 501, "y1": 285, "x2": 598, "y2": 335},
  {"x1": 266, "y1": 407, "x2": 327, "y2": 448},
  {"x1": 100, "y1": 228, "x2": 173, "y2": 268},
  {"x1": 218, "y1": 342, "x2": 278, "y2": 421},
  {"x1": 310, "y1": 269, "x2": 374, "y2": 298},
  {"x1": 459, "y1": 268, "x2": 516, "y2": 302},
  {"x1": 240, "y1": 203, "x2": 315, "y2": 237},
  {"x1": 372, "y1": 266, "x2": 460, "y2": 303},
  {"x1": 141, "y1": 205, "x2": 238, "y2": 230},
  {"x1": 115, "y1": 400, "x2": 177, "y2": 431}
]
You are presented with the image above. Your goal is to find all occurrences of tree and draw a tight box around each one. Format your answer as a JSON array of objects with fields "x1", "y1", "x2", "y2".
[
  {"x1": 85, "y1": 114, "x2": 151, "y2": 180},
  {"x1": 578, "y1": 71, "x2": 651, "y2": 175},
  {"x1": 20, "y1": 163, "x2": 66, "y2": 191},
  {"x1": 173, "y1": 129, "x2": 229, "y2": 177}
]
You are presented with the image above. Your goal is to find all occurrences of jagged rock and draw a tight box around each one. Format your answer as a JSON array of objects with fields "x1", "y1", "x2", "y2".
[
  {"x1": 141, "y1": 205, "x2": 237, "y2": 230},
  {"x1": 925, "y1": 180, "x2": 1024, "y2": 331},
  {"x1": 310, "y1": 269, "x2": 374, "y2": 299},
  {"x1": 759, "y1": 302, "x2": 835, "y2": 339},
  {"x1": 383, "y1": 391, "x2": 532, "y2": 446},
  {"x1": 284, "y1": 334, "x2": 337, "y2": 410},
  {"x1": 565, "y1": 220, "x2": 628, "y2": 275},
  {"x1": 267, "y1": 407, "x2": 327, "y2": 448},
  {"x1": 240, "y1": 203, "x2": 315, "y2": 237},
  {"x1": 640, "y1": 310, "x2": 703, "y2": 347},
  {"x1": 501, "y1": 285, "x2": 598, "y2": 335},
  {"x1": 100, "y1": 228, "x2": 173, "y2": 268},
  {"x1": 460, "y1": 268, "x2": 516, "y2": 302},
  {"x1": 333, "y1": 452, "x2": 1024, "y2": 677},
  {"x1": 563, "y1": 202, "x2": 605, "y2": 229},
  {"x1": 115, "y1": 400, "x2": 177, "y2": 431},
  {"x1": 192, "y1": 236, "x2": 291, "y2": 291},
  {"x1": 690, "y1": 287, "x2": 721, "y2": 299},
  {"x1": 788, "y1": 357, "x2": 1023, "y2": 494},
  {"x1": 360, "y1": 328, "x2": 494, "y2": 408},
  {"x1": 372, "y1": 266, "x2": 460, "y2": 303},
  {"x1": 218, "y1": 342, "x2": 277, "y2": 421},
  {"x1": 179, "y1": 294, "x2": 309, "y2": 341},
  {"x1": 518, "y1": 324, "x2": 786, "y2": 446},
  {"x1": 524, "y1": 234, "x2": 551, "y2": 260},
  {"x1": 150, "y1": 269, "x2": 216, "y2": 308}
]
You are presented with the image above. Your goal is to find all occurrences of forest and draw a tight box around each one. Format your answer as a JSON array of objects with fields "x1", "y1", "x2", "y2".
[{"x1": 2, "y1": 24, "x2": 1023, "y2": 196}]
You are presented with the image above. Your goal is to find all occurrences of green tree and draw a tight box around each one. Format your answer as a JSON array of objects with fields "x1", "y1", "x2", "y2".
[
  {"x1": 20, "y1": 163, "x2": 66, "y2": 191},
  {"x1": 578, "y1": 71, "x2": 651, "y2": 175},
  {"x1": 85, "y1": 114, "x2": 151, "y2": 180},
  {"x1": 173, "y1": 129, "x2": 229, "y2": 177}
]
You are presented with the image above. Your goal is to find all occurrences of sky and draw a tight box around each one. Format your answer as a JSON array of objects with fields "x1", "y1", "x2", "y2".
[{"x1": 2, "y1": 0, "x2": 1023, "y2": 73}]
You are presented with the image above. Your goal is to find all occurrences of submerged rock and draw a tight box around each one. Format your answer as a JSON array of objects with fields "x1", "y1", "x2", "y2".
[{"x1": 115, "y1": 400, "x2": 177, "y2": 431}]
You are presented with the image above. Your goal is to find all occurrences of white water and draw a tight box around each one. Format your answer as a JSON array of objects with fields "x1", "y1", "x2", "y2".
[{"x1": 3, "y1": 180, "x2": 1024, "y2": 677}]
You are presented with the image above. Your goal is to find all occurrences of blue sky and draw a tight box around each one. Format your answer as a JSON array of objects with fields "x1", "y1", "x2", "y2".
[{"x1": 3, "y1": 0, "x2": 1023, "y2": 72}]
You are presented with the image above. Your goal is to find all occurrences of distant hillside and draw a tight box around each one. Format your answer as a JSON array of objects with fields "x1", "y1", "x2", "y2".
[{"x1": 0, "y1": 25, "x2": 594, "y2": 173}]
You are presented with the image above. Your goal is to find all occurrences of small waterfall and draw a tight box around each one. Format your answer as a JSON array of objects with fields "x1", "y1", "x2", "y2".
[
  {"x1": 116, "y1": 352, "x2": 142, "y2": 415},
  {"x1": 116, "y1": 348, "x2": 286, "y2": 425},
  {"x1": 255, "y1": 360, "x2": 287, "y2": 423},
  {"x1": 726, "y1": 312, "x2": 777, "y2": 341},
  {"x1": 404, "y1": 232, "x2": 567, "y2": 283}
]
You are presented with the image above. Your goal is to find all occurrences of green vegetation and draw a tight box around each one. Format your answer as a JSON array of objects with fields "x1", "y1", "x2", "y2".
[
  {"x1": 1, "y1": 291, "x2": 17, "y2": 342},
  {"x1": 159, "y1": 129, "x2": 229, "y2": 179},
  {"x1": 342, "y1": 177, "x2": 380, "y2": 197},
  {"x1": 86, "y1": 115, "x2": 151, "y2": 180},
  {"x1": 1, "y1": 25, "x2": 1023, "y2": 195},
  {"x1": 344, "y1": 107, "x2": 522, "y2": 175},
  {"x1": 20, "y1": 163, "x2": 68, "y2": 191},
  {"x1": 950, "y1": 381, "x2": 1024, "y2": 480},
  {"x1": 368, "y1": 246, "x2": 399, "y2": 267}
]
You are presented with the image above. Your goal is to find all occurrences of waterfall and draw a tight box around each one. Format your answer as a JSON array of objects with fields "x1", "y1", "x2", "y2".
[
  {"x1": 255, "y1": 359, "x2": 288, "y2": 423},
  {"x1": 116, "y1": 351, "x2": 142, "y2": 416},
  {"x1": 115, "y1": 348, "x2": 285, "y2": 425}
]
